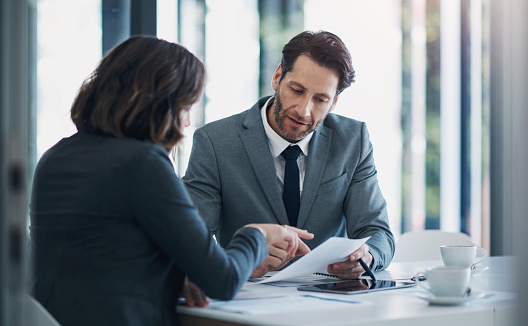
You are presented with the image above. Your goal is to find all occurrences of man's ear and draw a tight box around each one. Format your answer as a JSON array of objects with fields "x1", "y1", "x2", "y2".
[
  {"x1": 271, "y1": 64, "x2": 282, "y2": 91},
  {"x1": 330, "y1": 95, "x2": 340, "y2": 112}
]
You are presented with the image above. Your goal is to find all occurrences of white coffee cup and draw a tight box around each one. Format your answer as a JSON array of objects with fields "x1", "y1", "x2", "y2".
[
  {"x1": 440, "y1": 245, "x2": 487, "y2": 268},
  {"x1": 415, "y1": 266, "x2": 471, "y2": 297}
]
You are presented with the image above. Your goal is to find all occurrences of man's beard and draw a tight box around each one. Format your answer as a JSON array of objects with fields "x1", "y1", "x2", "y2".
[{"x1": 272, "y1": 89, "x2": 325, "y2": 142}]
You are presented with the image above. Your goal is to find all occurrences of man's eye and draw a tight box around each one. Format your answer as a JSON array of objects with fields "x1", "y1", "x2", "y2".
[
  {"x1": 292, "y1": 88, "x2": 303, "y2": 94},
  {"x1": 315, "y1": 97, "x2": 328, "y2": 103}
]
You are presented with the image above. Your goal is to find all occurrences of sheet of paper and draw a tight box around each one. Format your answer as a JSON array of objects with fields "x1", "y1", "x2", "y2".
[
  {"x1": 253, "y1": 274, "x2": 341, "y2": 287},
  {"x1": 258, "y1": 236, "x2": 370, "y2": 284}
]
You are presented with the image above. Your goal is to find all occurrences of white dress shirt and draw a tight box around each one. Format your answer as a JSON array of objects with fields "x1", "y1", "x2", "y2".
[{"x1": 261, "y1": 97, "x2": 313, "y2": 198}]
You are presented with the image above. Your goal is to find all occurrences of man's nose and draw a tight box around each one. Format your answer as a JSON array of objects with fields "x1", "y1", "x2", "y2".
[{"x1": 296, "y1": 96, "x2": 313, "y2": 118}]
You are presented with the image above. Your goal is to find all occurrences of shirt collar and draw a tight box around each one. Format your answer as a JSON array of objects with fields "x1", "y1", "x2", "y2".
[{"x1": 261, "y1": 96, "x2": 313, "y2": 158}]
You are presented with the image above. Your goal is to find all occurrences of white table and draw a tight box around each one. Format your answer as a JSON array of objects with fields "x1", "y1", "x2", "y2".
[{"x1": 177, "y1": 256, "x2": 517, "y2": 326}]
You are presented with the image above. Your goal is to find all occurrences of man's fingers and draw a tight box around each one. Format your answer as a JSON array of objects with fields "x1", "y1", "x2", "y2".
[
  {"x1": 326, "y1": 250, "x2": 375, "y2": 280},
  {"x1": 349, "y1": 244, "x2": 370, "y2": 261},
  {"x1": 328, "y1": 260, "x2": 358, "y2": 272},
  {"x1": 327, "y1": 262, "x2": 364, "y2": 279},
  {"x1": 328, "y1": 269, "x2": 364, "y2": 280}
]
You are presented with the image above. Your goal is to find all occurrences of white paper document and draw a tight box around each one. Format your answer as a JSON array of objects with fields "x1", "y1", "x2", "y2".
[{"x1": 257, "y1": 236, "x2": 370, "y2": 284}]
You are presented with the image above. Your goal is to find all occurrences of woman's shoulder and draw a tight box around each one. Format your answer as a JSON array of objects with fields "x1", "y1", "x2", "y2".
[{"x1": 74, "y1": 132, "x2": 172, "y2": 168}]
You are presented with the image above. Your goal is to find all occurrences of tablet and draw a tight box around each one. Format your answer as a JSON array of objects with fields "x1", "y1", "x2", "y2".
[{"x1": 297, "y1": 279, "x2": 416, "y2": 295}]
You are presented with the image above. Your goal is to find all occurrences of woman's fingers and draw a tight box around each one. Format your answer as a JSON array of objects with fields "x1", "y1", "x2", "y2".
[
  {"x1": 294, "y1": 238, "x2": 311, "y2": 256},
  {"x1": 244, "y1": 223, "x2": 313, "y2": 262},
  {"x1": 283, "y1": 225, "x2": 314, "y2": 240},
  {"x1": 181, "y1": 277, "x2": 210, "y2": 308},
  {"x1": 283, "y1": 226, "x2": 303, "y2": 257},
  {"x1": 280, "y1": 225, "x2": 312, "y2": 257},
  {"x1": 269, "y1": 239, "x2": 289, "y2": 251},
  {"x1": 268, "y1": 242, "x2": 289, "y2": 261},
  {"x1": 264, "y1": 253, "x2": 283, "y2": 269}
]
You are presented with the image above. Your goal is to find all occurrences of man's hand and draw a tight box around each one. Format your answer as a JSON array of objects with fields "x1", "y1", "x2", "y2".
[
  {"x1": 326, "y1": 243, "x2": 373, "y2": 279},
  {"x1": 246, "y1": 224, "x2": 314, "y2": 278},
  {"x1": 180, "y1": 277, "x2": 209, "y2": 308}
]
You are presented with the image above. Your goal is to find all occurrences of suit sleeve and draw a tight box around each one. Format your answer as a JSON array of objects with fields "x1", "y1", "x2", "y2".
[
  {"x1": 128, "y1": 147, "x2": 267, "y2": 300},
  {"x1": 344, "y1": 123, "x2": 395, "y2": 270},
  {"x1": 182, "y1": 128, "x2": 223, "y2": 233}
]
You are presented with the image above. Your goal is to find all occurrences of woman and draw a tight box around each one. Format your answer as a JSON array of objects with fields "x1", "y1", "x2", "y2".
[{"x1": 30, "y1": 35, "x2": 312, "y2": 326}]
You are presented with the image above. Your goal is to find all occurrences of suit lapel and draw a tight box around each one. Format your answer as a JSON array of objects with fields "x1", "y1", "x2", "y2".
[
  {"x1": 297, "y1": 125, "x2": 332, "y2": 229},
  {"x1": 238, "y1": 98, "x2": 290, "y2": 225}
]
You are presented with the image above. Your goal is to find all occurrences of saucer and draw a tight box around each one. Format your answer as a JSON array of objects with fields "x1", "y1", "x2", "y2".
[
  {"x1": 416, "y1": 290, "x2": 486, "y2": 305},
  {"x1": 471, "y1": 266, "x2": 489, "y2": 275}
]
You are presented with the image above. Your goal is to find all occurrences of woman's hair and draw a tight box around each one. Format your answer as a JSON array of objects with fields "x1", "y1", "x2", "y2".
[
  {"x1": 71, "y1": 35, "x2": 205, "y2": 150},
  {"x1": 280, "y1": 30, "x2": 355, "y2": 96}
]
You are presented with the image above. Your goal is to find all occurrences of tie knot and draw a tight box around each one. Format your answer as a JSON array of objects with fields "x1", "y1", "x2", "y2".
[{"x1": 282, "y1": 145, "x2": 302, "y2": 161}]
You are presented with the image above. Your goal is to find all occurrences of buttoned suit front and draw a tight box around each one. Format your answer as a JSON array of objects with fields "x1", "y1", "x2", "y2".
[{"x1": 183, "y1": 96, "x2": 395, "y2": 270}]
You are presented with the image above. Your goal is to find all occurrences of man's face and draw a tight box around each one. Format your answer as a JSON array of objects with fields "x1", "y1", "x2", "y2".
[{"x1": 269, "y1": 54, "x2": 339, "y2": 143}]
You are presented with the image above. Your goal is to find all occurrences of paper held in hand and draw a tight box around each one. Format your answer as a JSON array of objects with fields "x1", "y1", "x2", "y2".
[{"x1": 257, "y1": 236, "x2": 370, "y2": 284}]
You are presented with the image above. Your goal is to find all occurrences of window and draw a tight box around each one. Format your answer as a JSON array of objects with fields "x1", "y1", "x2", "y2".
[
  {"x1": 35, "y1": 0, "x2": 490, "y2": 247},
  {"x1": 36, "y1": 0, "x2": 102, "y2": 160}
]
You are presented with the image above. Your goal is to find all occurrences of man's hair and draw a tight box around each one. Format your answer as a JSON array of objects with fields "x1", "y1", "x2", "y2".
[
  {"x1": 71, "y1": 35, "x2": 205, "y2": 150},
  {"x1": 280, "y1": 30, "x2": 355, "y2": 95}
]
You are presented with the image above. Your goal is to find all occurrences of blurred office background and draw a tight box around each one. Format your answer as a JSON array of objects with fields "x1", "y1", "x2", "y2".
[{"x1": 1, "y1": 0, "x2": 527, "y2": 325}]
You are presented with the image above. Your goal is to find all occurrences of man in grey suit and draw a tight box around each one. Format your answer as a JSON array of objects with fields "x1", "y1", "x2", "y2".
[{"x1": 183, "y1": 30, "x2": 394, "y2": 279}]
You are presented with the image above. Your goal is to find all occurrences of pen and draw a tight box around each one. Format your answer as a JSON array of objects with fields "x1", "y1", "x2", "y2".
[{"x1": 358, "y1": 258, "x2": 376, "y2": 282}]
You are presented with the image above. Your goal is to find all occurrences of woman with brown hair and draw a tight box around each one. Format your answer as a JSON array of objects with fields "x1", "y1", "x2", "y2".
[{"x1": 30, "y1": 35, "x2": 312, "y2": 326}]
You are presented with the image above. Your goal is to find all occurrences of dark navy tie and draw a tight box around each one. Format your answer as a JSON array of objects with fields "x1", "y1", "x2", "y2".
[{"x1": 282, "y1": 145, "x2": 302, "y2": 226}]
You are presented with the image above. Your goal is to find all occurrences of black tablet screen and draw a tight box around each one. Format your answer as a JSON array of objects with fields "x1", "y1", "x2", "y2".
[{"x1": 297, "y1": 279, "x2": 415, "y2": 295}]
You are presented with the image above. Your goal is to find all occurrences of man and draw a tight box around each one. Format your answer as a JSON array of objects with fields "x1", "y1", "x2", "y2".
[{"x1": 183, "y1": 30, "x2": 394, "y2": 279}]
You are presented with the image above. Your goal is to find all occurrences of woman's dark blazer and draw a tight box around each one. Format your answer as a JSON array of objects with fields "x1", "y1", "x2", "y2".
[{"x1": 30, "y1": 131, "x2": 267, "y2": 326}]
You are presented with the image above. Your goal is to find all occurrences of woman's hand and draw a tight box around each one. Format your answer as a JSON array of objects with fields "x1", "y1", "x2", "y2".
[
  {"x1": 180, "y1": 277, "x2": 209, "y2": 308},
  {"x1": 245, "y1": 224, "x2": 314, "y2": 277}
]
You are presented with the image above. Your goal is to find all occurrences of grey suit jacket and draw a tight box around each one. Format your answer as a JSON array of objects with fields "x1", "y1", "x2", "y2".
[{"x1": 183, "y1": 96, "x2": 395, "y2": 270}]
